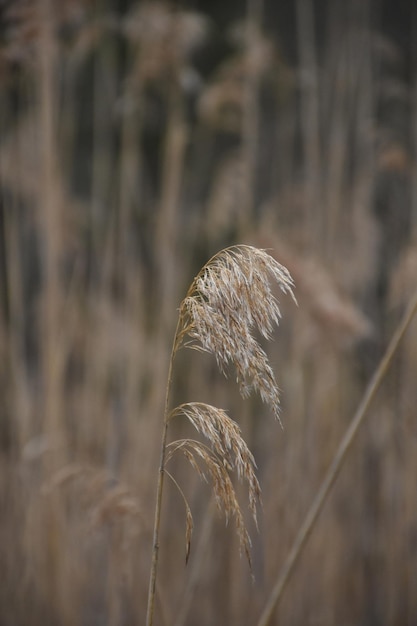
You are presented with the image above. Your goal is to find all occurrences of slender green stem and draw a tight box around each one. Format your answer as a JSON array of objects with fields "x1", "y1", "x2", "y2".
[
  {"x1": 256, "y1": 290, "x2": 417, "y2": 626},
  {"x1": 146, "y1": 318, "x2": 181, "y2": 626}
]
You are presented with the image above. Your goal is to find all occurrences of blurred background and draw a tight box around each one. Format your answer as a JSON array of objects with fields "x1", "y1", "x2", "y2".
[{"x1": 0, "y1": 0, "x2": 416, "y2": 624}]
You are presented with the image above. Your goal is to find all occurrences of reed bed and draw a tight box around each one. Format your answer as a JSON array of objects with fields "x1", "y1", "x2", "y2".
[{"x1": 0, "y1": 1, "x2": 416, "y2": 625}]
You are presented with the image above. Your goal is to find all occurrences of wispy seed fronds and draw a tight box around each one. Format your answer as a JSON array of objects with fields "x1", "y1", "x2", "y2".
[
  {"x1": 169, "y1": 402, "x2": 261, "y2": 520},
  {"x1": 176, "y1": 245, "x2": 296, "y2": 419},
  {"x1": 167, "y1": 438, "x2": 252, "y2": 565}
]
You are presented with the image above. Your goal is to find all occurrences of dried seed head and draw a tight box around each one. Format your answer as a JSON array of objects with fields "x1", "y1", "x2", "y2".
[
  {"x1": 176, "y1": 245, "x2": 296, "y2": 420},
  {"x1": 167, "y1": 439, "x2": 252, "y2": 564},
  {"x1": 170, "y1": 403, "x2": 261, "y2": 521},
  {"x1": 167, "y1": 245, "x2": 296, "y2": 568}
]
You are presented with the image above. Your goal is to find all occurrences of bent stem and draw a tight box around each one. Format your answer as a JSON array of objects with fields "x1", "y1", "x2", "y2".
[
  {"x1": 146, "y1": 319, "x2": 181, "y2": 626},
  {"x1": 256, "y1": 289, "x2": 417, "y2": 626}
]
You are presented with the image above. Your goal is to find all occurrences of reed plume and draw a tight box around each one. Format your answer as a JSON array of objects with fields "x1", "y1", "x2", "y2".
[{"x1": 146, "y1": 245, "x2": 296, "y2": 626}]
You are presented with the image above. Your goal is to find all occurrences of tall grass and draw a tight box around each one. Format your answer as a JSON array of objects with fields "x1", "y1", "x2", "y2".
[
  {"x1": 146, "y1": 245, "x2": 296, "y2": 625},
  {"x1": 1, "y1": 1, "x2": 416, "y2": 625}
]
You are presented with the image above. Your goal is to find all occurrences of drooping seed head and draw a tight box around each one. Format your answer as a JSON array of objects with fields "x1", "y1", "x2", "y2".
[{"x1": 176, "y1": 245, "x2": 296, "y2": 420}]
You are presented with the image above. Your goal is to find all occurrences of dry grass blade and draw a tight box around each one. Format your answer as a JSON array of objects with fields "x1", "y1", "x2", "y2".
[
  {"x1": 165, "y1": 470, "x2": 194, "y2": 564},
  {"x1": 176, "y1": 245, "x2": 296, "y2": 420}
]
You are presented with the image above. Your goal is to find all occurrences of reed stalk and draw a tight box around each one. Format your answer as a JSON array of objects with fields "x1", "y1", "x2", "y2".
[
  {"x1": 145, "y1": 245, "x2": 296, "y2": 625},
  {"x1": 145, "y1": 315, "x2": 180, "y2": 626}
]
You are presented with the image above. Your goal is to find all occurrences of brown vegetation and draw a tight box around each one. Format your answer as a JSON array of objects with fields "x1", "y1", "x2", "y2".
[{"x1": 0, "y1": 1, "x2": 416, "y2": 625}]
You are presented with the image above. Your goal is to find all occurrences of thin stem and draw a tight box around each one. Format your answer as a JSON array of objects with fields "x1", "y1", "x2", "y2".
[
  {"x1": 296, "y1": 0, "x2": 322, "y2": 250},
  {"x1": 164, "y1": 470, "x2": 191, "y2": 512},
  {"x1": 256, "y1": 290, "x2": 417, "y2": 626},
  {"x1": 145, "y1": 418, "x2": 168, "y2": 626},
  {"x1": 146, "y1": 317, "x2": 182, "y2": 626}
]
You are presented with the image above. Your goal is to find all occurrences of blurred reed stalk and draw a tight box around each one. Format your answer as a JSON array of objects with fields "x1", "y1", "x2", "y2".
[
  {"x1": 257, "y1": 288, "x2": 417, "y2": 626},
  {"x1": 241, "y1": 0, "x2": 264, "y2": 225}
]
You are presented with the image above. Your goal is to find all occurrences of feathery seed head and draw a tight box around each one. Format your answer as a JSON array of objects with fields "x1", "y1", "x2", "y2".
[
  {"x1": 167, "y1": 245, "x2": 295, "y2": 568},
  {"x1": 167, "y1": 437, "x2": 253, "y2": 563},
  {"x1": 176, "y1": 245, "x2": 296, "y2": 420},
  {"x1": 169, "y1": 403, "x2": 261, "y2": 520}
]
